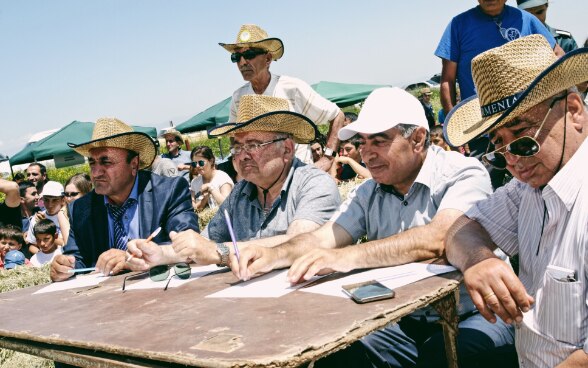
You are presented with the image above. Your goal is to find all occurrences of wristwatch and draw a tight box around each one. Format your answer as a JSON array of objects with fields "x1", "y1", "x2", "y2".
[
  {"x1": 323, "y1": 147, "x2": 336, "y2": 158},
  {"x1": 216, "y1": 242, "x2": 230, "y2": 267}
]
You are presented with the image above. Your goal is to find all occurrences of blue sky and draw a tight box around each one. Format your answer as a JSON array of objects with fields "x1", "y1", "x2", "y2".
[{"x1": 1, "y1": 0, "x2": 586, "y2": 157}]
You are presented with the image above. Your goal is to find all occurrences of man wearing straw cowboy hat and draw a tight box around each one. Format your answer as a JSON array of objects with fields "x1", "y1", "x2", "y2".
[
  {"x1": 233, "y1": 87, "x2": 516, "y2": 368},
  {"x1": 125, "y1": 95, "x2": 340, "y2": 272},
  {"x1": 220, "y1": 24, "x2": 346, "y2": 172},
  {"x1": 50, "y1": 117, "x2": 198, "y2": 282},
  {"x1": 444, "y1": 35, "x2": 588, "y2": 367}
]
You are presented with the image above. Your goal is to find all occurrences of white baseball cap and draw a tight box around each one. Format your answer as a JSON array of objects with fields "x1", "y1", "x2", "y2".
[
  {"x1": 338, "y1": 87, "x2": 428, "y2": 141},
  {"x1": 40, "y1": 181, "x2": 65, "y2": 197}
]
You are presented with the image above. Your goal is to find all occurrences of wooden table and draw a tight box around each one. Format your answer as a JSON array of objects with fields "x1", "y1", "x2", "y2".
[{"x1": 0, "y1": 268, "x2": 461, "y2": 368}]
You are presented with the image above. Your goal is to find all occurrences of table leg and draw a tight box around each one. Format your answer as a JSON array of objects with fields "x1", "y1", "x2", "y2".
[{"x1": 432, "y1": 289, "x2": 459, "y2": 368}]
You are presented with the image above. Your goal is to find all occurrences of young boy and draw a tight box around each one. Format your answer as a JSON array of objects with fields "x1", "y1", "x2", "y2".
[
  {"x1": 0, "y1": 225, "x2": 28, "y2": 269},
  {"x1": 30, "y1": 219, "x2": 62, "y2": 267},
  {"x1": 25, "y1": 181, "x2": 69, "y2": 254}
]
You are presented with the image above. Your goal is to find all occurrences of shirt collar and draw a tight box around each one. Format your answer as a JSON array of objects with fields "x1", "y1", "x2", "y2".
[{"x1": 544, "y1": 138, "x2": 588, "y2": 211}]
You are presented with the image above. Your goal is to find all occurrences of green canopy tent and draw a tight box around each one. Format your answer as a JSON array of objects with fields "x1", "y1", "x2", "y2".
[
  {"x1": 9, "y1": 121, "x2": 158, "y2": 167},
  {"x1": 175, "y1": 97, "x2": 231, "y2": 133},
  {"x1": 175, "y1": 81, "x2": 387, "y2": 134}
]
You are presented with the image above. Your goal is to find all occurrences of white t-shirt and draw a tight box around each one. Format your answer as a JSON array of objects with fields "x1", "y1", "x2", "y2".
[
  {"x1": 30, "y1": 246, "x2": 62, "y2": 267},
  {"x1": 190, "y1": 170, "x2": 234, "y2": 209},
  {"x1": 26, "y1": 212, "x2": 62, "y2": 245}
]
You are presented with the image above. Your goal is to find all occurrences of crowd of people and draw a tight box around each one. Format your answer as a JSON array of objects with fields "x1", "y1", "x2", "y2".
[{"x1": 1, "y1": 1, "x2": 588, "y2": 367}]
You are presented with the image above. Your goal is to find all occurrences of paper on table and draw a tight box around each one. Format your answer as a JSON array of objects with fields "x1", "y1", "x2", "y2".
[
  {"x1": 33, "y1": 273, "x2": 108, "y2": 295},
  {"x1": 206, "y1": 269, "x2": 322, "y2": 298},
  {"x1": 122, "y1": 264, "x2": 221, "y2": 291},
  {"x1": 301, "y1": 263, "x2": 456, "y2": 298}
]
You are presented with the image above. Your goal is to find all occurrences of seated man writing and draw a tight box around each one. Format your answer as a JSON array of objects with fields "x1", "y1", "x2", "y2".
[
  {"x1": 126, "y1": 95, "x2": 340, "y2": 270},
  {"x1": 50, "y1": 117, "x2": 198, "y2": 281},
  {"x1": 233, "y1": 88, "x2": 516, "y2": 367}
]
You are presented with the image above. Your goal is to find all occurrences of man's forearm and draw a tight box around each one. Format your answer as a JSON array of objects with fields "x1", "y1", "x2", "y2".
[
  {"x1": 445, "y1": 215, "x2": 498, "y2": 271},
  {"x1": 324, "y1": 111, "x2": 345, "y2": 151},
  {"x1": 556, "y1": 349, "x2": 588, "y2": 367}
]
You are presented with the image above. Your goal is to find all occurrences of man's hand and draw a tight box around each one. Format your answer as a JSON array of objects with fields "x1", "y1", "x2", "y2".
[
  {"x1": 50, "y1": 255, "x2": 75, "y2": 282},
  {"x1": 287, "y1": 248, "x2": 354, "y2": 284},
  {"x1": 463, "y1": 258, "x2": 534, "y2": 324},
  {"x1": 314, "y1": 156, "x2": 334, "y2": 172},
  {"x1": 34, "y1": 211, "x2": 47, "y2": 222},
  {"x1": 126, "y1": 239, "x2": 165, "y2": 271},
  {"x1": 170, "y1": 229, "x2": 218, "y2": 265},
  {"x1": 231, "y1": 245, "x2": 280, "y2": 281},
  {"x1": 95, "y1": 249, "x2": 128, "y2": 276}
]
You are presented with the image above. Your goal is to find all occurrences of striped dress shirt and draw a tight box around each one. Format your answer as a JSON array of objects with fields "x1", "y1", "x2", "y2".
[{"x1": 467, "y1": 138, "x2": 588, "y2": 367}]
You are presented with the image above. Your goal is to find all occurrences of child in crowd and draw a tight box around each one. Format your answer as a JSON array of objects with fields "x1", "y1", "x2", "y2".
[
  {"x1": 26, "y1": 181, "x2": 69, "y2": 254},
  {"x1": 329, "y1": 134, "x2": 371, "y2": 184},
  {"x1": 0, "y1": 225, "x2": 28, "y2": 269},
  {"x1": 30, "y1": 219, "x2": 61, "y2": 267},
  {"x1": 430, "y1": 126, "x2": 451, "y2": 151},
  {"x1": 430, "y1": 125, "x2": 469, "y2": 155}
]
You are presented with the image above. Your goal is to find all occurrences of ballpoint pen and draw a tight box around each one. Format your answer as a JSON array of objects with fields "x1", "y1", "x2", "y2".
[
  {"x1": 125, "y1": 226, "x2": 162, "y2": 262},
  {"x1": 223, "y1": 209, "x2": 240, "y2": 262}
]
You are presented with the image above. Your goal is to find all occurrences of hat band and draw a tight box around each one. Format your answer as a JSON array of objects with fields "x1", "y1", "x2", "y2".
[{"x1": 481, "y1": 92, "x2": 522, "y2": 118}]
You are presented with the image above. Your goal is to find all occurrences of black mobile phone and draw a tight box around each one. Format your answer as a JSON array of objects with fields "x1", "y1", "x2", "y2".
[{"x1": 342, "y1": 280, "x2": 395, "y2": 304}]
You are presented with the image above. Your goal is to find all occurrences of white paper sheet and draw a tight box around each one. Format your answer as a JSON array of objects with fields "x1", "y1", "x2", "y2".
[
  {"x1": 301, "y1": 263, "x2": 456, "y2": 298},
  {"x1": 33, "y1": 273, "x2": 108, "y2": 294},
  {"x1": 122, "y1": 264, "x2": 222, "y2": 291},
  {"x1": 205, "y1": 269, "x2": 321, "y2": 298}
]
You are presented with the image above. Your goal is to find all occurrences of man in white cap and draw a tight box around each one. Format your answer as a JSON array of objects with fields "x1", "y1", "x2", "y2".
[
  {"x1": 220, "y1": 24, "x2": 345, "y2": 171},
  {"x1": 517, "y1": 0, "x2": 578, "y2": 53},
  {"x1": 444, "y1": 35, "x2": 588, "y2": 367},
  {"x1": 234, "y1": 87, "x2": 515, "y2": 367},
  {"x1": 50, "y1": 117, "x2": 198, "y2": 281},
  {"x1": 126, "y1": 95, "x2": 340, "y2": 271}
]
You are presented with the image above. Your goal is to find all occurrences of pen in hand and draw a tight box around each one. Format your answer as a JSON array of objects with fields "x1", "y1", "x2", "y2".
[
  {"x1": 125, "y1": 227, "x2": 162, "y2": 262},
  {"x1": 223, "y1": 209, "x2": 240, "y2": 262}
]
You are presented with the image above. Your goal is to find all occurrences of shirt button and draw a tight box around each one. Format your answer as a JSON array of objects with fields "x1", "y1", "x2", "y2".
[{"x1": 403, "y1": 201, "x2": 408, "y2": 206}]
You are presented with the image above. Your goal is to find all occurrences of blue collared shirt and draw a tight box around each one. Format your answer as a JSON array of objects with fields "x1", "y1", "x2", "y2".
[{"x1": 104, "y1": 176, "x2": 140, "y2": 249}]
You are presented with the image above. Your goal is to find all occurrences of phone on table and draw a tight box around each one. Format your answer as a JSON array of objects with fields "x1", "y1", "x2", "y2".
[{"x1": 342, "y1": 280, "x2": 395, "y2": 304}]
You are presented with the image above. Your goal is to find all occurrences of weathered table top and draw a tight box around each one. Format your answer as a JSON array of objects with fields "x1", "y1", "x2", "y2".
[{"x1": 0, "y1": 267, "x2": 461, "y2": 367}]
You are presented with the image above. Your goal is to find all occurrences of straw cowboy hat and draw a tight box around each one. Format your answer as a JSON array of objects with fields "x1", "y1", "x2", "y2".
[
  {"x1": 68, "y1": 117, "x2": 157, "y2": 169},
  {"x1": 219, "y1": 24, "x2": 284, "y2": 61},
  {"x1": 160, "y1": 128, "x2": 183, "y2": 142},
  {"x1": 444, "y1": 34, "x2": 588, "y2": 147},
  {"x1": 207, "y1": 95, "x2": 318, "y2": 143}
]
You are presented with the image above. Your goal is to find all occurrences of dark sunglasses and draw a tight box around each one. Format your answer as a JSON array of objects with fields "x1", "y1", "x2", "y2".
[
  {"x1": 122, "y1": 263, "x2": 191, "y2": 291},
  {"x1": 190, "y1": 160, "x2": 206, "y2": 168},
  {"x1": 62, "y1": 191, "x2": 80, "y2": 197},
  {"x1": 482, "y1": 93, "x2": 566, "y2": 170},
  {"x1": 230, "y1": 49, "x2": 267, "y2": 63}
]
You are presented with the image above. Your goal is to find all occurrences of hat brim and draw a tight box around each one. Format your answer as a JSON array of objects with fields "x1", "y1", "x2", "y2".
[
  {"x1": 219, "y1": 38, "x2": 284, "y2": 61},
  {"x1": 68, "y1": 132, "x2": 157, "y2": 169},
  {"x1": 445, "y1": 47, "x2": 588, "y2": 147},
  {"x1": 207, "y1": 110, "x2": 318, "y2": 144}
]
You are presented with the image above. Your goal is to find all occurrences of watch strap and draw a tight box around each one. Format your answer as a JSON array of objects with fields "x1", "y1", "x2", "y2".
[
  {"x1": 324, "y1": 147, "x2": 336, "y2": 158},
  {"x1": 216, "y1": 242, "x2": 230, "y2": 267}
]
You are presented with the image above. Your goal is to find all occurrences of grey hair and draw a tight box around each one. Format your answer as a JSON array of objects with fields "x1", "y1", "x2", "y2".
[{"x1": 396, "y1": 124, "x2": 431, "y2": 149}]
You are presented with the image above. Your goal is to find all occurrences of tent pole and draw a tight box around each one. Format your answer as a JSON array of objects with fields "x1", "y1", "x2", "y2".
[{"x1": 217, "y1": 138, "x2": 224, "y2": 160}]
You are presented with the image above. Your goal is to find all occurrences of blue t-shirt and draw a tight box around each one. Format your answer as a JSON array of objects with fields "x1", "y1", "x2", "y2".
[{"x1": 435, "y1": 5, "x2": 556, "y2": 99}]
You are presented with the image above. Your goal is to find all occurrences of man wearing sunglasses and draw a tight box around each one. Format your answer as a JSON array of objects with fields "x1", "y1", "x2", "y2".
[
  {"x1": 219, "y1": 24, "x2": 345, "y2": 172},
  {"x1": 444, "y1": 35, "x2": 588, "y2": 367},
  {"x1": 127, "y1": 95, "x2": 340, "y2": 277}
]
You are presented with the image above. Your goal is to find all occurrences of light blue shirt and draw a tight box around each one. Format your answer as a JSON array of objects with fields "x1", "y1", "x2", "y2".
[{"x1": 104, "y1": 176, "x2": 140, "y2": 249}]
